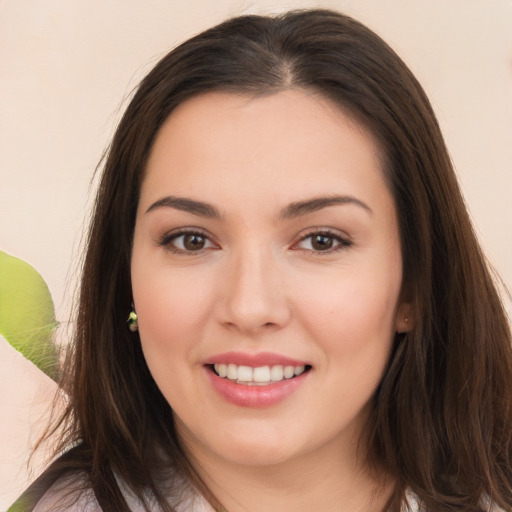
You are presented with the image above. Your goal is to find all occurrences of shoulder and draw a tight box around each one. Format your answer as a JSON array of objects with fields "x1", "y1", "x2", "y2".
[
  {"x1": 32, "y1": 473, "x2": 100, "y2": 512},
  {"x1": 31, "y1": 472, "x2": 215, "y2": 512},
  {"x1": 403, "y1": 491, "x2": 508, "y2": 512},
  {"x1": 402, "y1": 491, "x2": 423, "y2": 512}
]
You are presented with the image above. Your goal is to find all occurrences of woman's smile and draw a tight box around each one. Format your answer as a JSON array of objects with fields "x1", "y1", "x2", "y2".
[
  {"x1": 131, "y1": 89, "x2": 409, "y2": 468},
  {"x1": 202, "y1": 351, "x2": 312, "y2": 407}
]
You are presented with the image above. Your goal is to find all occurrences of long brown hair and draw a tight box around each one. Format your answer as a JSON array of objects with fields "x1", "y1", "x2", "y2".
[{"x1": 25, "y1": 9, "x2": 512, "y2": 511}]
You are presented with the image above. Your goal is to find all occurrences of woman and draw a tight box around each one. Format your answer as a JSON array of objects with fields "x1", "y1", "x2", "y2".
[{"x1": 21, "y1": 8, "x2": 512, "y2": 512}]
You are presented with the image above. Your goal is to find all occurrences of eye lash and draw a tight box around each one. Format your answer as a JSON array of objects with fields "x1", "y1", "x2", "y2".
[
  {"x1": 157, "y1": 228, "x2": 203, "y2": 245},
  {"x1": 294, "y1": 228, "x2": 353, "y2": 254},
  {"x1": 157, "y1": 227, "x2": 351, "y2": 255},
  {"x1": 157, "y1": 228, "x2": 213, "y2": 254}
]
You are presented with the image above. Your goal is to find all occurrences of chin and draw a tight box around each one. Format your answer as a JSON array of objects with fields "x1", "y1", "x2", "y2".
[
  {"x1": 223, "y1": 440, "x2": 296, "y2": 467},
  {"x1": 177, "y1": 417, "x2": 302, "y2": 468}
]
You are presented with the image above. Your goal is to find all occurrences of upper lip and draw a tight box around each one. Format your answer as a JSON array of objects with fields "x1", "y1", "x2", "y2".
[{"x1": 204, "y1": 351, "x2": 310, "y2": 367}]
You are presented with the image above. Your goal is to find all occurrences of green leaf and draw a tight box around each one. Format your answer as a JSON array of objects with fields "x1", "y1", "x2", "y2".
[
  {"x1": 0, "y1": 250, "x2": 59, "y2": 380},
  {"x1": 6, "y1": 495, "x2": 29, "y2": 512}
]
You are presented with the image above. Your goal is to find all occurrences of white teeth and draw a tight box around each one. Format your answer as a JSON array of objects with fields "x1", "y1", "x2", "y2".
[
  {"x1": 214, "y1": 363, "x2": 228, "y2": 377},
  {"x1": 227, "y1": 363, "x2": 238, "y2": 380},
  {"x1": 213, "y1": 363, "x2": 308, "y2": 384},
  {"x1": 253, "y1": 366, "x2": 271, "y2": 382},
  {"x1": 283, "y1": 366, "x2": 295, "y2": 379},
  {"x1": 237, "y1": 365, "x2": 253, "y2": 382},
  {"x1": 270, "y1": 365, "x2": 284, "y2": 381}
]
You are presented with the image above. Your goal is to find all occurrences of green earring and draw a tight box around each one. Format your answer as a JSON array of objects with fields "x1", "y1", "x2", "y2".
[{"x1": 127, "y1": 308, "x2": 138, "y2": 332}]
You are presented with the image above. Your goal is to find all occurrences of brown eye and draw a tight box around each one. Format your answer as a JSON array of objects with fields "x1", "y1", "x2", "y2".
[
  {"x1": 161, "y1": 231, "x2": 216, "y2": 253},
  {"x1": 311, "y1": 234, "x2": 334, "y2": 251},
  {"x1": 295, "y1": 231, "x2": 351, "y2": 253},
  {"x1": 183, "y1": 234, "x2": 206, "y2": 251}
]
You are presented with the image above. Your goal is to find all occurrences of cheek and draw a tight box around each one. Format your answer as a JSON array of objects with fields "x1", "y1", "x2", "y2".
[
  {"x1": 295, "y1": 266, "x2": 401, "y2": 356},
  {"x1": 131, "y1": 265, "x2": 214, "y2": 357}
]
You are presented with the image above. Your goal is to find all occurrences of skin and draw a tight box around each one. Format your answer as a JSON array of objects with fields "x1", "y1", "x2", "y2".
[{"x1": 131, "y1": 90, "x2": 411, "y2": 511}]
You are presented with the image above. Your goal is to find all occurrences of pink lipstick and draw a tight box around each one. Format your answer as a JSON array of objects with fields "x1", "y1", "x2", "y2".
[{"x1": 203, "y1": 351, "x2": 311, "y2": 408}]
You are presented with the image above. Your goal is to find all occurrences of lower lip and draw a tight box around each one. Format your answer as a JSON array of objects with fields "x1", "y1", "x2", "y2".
[{"x1": 204, "y1": 366, "x2": 310, "y2": 408}]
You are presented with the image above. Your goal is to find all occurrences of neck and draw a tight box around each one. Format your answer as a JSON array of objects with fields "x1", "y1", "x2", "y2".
[{"x1": 187, "y1": 433, "x2": 394, "y2": 512}]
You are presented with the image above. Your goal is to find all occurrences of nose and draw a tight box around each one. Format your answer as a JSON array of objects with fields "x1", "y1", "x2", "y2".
[{"x1": 216, "y1": 245, "x2": 291, "y2": 334}]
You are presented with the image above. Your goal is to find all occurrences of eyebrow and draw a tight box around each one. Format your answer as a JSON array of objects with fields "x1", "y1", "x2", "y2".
[
  {"x1": 145, "y1": 196, "x2": 222, "y2": 218},
  {"x1": 279, "y1": 195, "x2": 373, "y2": 219},
  {"x1": 145, "y1": 194, "x2": 372, "y2": 219}
]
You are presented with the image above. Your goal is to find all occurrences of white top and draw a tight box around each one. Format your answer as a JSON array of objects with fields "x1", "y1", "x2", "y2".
[
  {"x1": 32, "y1": 473, "x2": 212, "y2": 512},
  {"x1": 33, "y1": 479, "x2": 502, "y2": 511},
  {"x1": 33, "y1": 486, "x2": 212, "y2": 512}
]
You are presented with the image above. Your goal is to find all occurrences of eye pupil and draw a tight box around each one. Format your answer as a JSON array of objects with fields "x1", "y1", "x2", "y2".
[
  {"x1": 312, "y1": 234, "x2": 333, "y2": 251},
  {"x1": 184, "y1": 234, "x2": 205, "y2": 250}
]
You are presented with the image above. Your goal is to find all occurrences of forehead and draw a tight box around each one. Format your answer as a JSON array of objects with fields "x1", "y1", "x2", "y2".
[{"x1": 140, "y1": 90, "x2": 389, "y2": 212}]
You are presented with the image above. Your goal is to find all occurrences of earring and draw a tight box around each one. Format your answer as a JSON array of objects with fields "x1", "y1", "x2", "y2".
[
  {"x1": 405, "y1": 316, "x2": 409, "y2": 324},
  {"x1": 127, "y1": 305, "x2": 138, "y2": 332}
]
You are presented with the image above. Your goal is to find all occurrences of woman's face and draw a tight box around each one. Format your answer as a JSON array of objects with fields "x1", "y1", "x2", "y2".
[{"x1": 131, "y1": 90, "x2": 409, "y2": 469}]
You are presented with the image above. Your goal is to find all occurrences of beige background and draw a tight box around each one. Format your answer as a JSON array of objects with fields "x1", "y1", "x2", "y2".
[{"x1": 1, "y1": 0, "x2": 511, "y2": 508}]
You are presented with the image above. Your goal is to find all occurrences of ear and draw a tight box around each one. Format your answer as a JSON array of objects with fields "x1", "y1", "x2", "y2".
[{"x1": 395, "y1": 302, "x2": 413, "y2": 333}]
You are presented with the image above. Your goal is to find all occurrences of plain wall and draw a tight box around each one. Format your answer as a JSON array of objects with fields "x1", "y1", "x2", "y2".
[{"x1": 0, "y1": 0, "x2": 511, "y2": 507}]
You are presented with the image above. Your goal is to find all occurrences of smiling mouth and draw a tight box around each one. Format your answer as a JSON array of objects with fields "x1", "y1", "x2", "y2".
[{"x1": 209, "y1": 363, "x2": 312, "y2": 386}]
